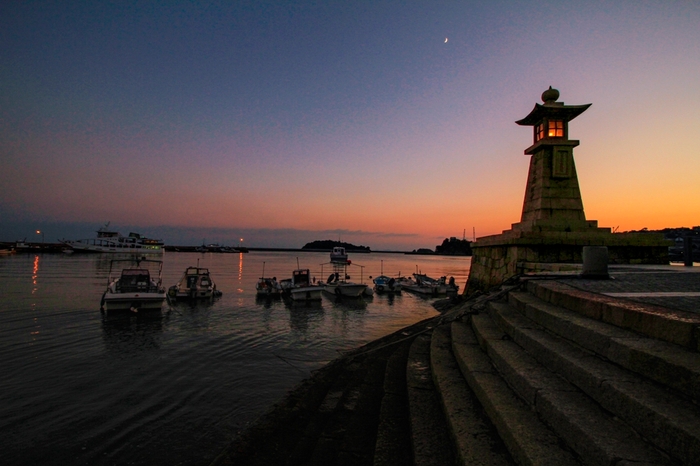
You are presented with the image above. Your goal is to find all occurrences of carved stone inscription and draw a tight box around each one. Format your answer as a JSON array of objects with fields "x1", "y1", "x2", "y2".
[{"x1": 552, "y1": 147, "x2": 573, "y2": 178}]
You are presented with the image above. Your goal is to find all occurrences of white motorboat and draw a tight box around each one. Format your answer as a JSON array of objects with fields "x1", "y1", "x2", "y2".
[
  {"x1": 61, "y1": 222, "x2": 164, "y2": 254},
  {"x1": 281, "y1": 268, "x2": 322, "y2": 301},
  {"x1": 330, "y1": 246, "x2": 348, "y2": 263},
  {"x1": 320, "y1": 251, "x2": 369, "y2": 297},
  {"x1": 100, "y1": 257, "x2": 166, "y2": 312},
  {"x1": 168, "y1": 266, "x2": 221, "y2": 300},
  {"x1": 321, "y1": 272, "x2": 368, "y2": 297}
]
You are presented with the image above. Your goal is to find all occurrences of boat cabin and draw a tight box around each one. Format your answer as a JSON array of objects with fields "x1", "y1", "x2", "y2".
[
  {"x1": 184, "y1": 267, "x2": 212, "y2": 289},
  {"x1": 292, "y1": 269, "x2": 312, "y2": 287},
  {"x1": 330, "y1": 247, "x2": 348, "y2": 263},
  {"x1": 117, "y1": 269, "x2": 152, "y2": 292}
]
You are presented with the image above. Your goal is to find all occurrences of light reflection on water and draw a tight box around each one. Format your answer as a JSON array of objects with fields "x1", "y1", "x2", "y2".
[{"x1": 0, "y1": 251, "x2": 470, "y2": 465}]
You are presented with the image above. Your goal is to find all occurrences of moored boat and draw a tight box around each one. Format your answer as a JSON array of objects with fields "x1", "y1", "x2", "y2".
[
  {"x1": 256, "y1": 277, "x2": 282, "y2": 296},
  {"x1": 256, "y1": 262, "x2": 282, "y2": 297},
  {"x1": 401, "y1": 273, "x2": 459, "y2": 296},
  {"x1": 62, "y1": 223, "x2": 164, "y2": 254},
  {"x1": 320, "y1": 250, "x2": 369, "y2": 297},
  {"x1": 168, "y1": 266, "x2": 221, "y2": 300},
  {"x1": 100, "y1": 257, "x2": 166, "y2": 312},
  {"x1": 280, "y1": 268, "x2": 322, "y2": 301},
  {"x1": 330, "y1": 246, "x2": 348, "y2": 263},
  {"x1": 372, "y1": 275, "x2": 401, "y2": 293},
  {"x1": 321, "y1": 272, "x2": 368, "y2": 297}
]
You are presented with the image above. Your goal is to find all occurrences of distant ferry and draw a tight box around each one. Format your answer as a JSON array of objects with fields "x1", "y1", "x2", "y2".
[{"x1": 61, "y1": 223, "x2": 164, "y2": 254}]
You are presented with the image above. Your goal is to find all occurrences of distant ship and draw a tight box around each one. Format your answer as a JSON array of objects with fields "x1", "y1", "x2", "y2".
[{"x1": 61, "y1": 222, "x2": 164, "y2": 254}]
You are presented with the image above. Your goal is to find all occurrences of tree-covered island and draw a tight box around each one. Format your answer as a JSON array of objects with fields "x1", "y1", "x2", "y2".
[{"x1": 301, "y1": 240, "x2": 371, "y2": 252}]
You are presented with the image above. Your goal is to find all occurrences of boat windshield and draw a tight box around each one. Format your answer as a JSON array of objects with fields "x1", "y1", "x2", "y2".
[{"x1": 118, "y1": 269, "x2": 151, "y2": 292}]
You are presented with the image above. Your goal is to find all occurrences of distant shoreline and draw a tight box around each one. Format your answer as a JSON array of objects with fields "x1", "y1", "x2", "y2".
[{"x1": 0, "y1": 242, "x2": 470, "y2": 256}]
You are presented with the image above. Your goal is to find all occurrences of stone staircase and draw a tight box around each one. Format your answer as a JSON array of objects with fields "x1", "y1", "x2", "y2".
[{"x1": 212, "y1": 279, "x2": 700, "y2": 465}]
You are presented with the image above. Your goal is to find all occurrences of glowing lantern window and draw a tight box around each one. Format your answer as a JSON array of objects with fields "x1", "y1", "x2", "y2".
[
  {"x1": 548, "y1": 120, "x2": 564, "y2": 137},
  {"x1": 535, "y1": 122, "x2": 545, "y2": 142}
]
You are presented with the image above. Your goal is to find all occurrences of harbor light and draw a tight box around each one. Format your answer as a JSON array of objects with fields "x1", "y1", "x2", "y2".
[{"x1": 36, "y1": 230, "x2": 44, "y2": 243}]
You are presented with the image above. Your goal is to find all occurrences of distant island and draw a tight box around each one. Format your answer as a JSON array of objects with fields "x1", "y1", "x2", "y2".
[
  {"x1": 407, "y1": 237, "x2": 473, "y2": 256},
  {"x1": 435, "y1": 237, "x2": 472, "y2": 255},
  {"x1": 301, "y1": 240, "x2": 371, "y2": 253}
]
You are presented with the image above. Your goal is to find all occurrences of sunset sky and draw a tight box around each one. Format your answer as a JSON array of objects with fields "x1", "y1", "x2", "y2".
[{"x1": 2, "y1": 1, "x2": 699, "y2": 250}]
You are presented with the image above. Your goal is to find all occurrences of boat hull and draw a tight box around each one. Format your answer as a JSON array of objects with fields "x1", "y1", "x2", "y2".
[
  {"x1": 65, "y1": 241, "x2": 164, "y2": 254},
  {"x1": 289, "y1": 286, "x2": 323, "y2": 301},
  {"x1": 323, "y1": 282, "x2": 367, "y2": 297},
  {"x1": 170, "y1": 289, "x2": 215, "y2": 300},
  {"x1": 102, "y1": 292, "x2": 166, "y2": 312}
]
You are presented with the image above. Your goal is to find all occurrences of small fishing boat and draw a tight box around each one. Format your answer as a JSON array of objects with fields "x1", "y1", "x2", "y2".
[
  {"x1": 401, "y1": 273, "x2": 459, "y2": 296},
  {"x1": 372, "y1": 275, "x2": 401, "y2": 293},
  {"x1": 330, "y1": 246, "x2": 348, "y2": 263},
  {"x1": 100, "y1": 257, "x2": 166, "y2": 312},
  {"x1": 372, "y1": 261, "x2": 402, "y2": 293},
  {"x1": 256, "y1": 277, "x2": 282, "y2": 296},
  {"x1": 168, "y1": 266, "x2": 221, "y2": 300},
  {"x1": 280, "y1": 268, "x2": 322, "y2": 301},
  {"x1": 256, "y1": 262, "x2": 282, "y2": 297},
  {"x1": 320, "y1": 250, "x2": 369, "y2": 297},
  {"x1": 321, "y1": 272, "x2": 368, "y2": 297}
]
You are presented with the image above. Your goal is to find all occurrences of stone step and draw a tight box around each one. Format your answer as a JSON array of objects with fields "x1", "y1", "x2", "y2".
[
  {"x1": 488, "y1": 298, "x2": 700, "y2": 465},
  {"x1": 450, "y1": 319, "x2": 579, "y2": 466},
  {"x1": 373, "y1": 340, "x2": 413, "y2": 466},
  {"x1": 288, "y1": 375, "x2": 347, "y2": 464},
  {"x1": 474, "y1": 309, "x2": 670, "y2": 465},
  {"x1": 335, "y1": 348, "x2": 391, "y2": 466},
  {"x1": 306, "y1": 346, "x2": 392, "y2": 466},
  {"x1": 508, "y1": 289, "x2": 700, "y2": 402},
  {"x1": 406, "y1": 331, "x2": 456, "y2": 466},
  {"x1": 429, "y1": 324, "x2": 514, "y2": 465},
  {"x1": 526, "y1": 279, "x2": 700, "y2": 351}
]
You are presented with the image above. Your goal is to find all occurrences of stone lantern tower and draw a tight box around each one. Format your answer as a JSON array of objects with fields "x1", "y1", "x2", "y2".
[
  {"x1": 464, "y1": 87, "x2": 670, "y2": 295},
  {"x1": 513, "y1": 87, "x2": 598, "y2": 233}
]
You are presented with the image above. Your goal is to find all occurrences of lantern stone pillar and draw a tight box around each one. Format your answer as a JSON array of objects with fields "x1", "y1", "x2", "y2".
[{"x1": 464, "y1": 87, "x2": 670, "y2": 295}]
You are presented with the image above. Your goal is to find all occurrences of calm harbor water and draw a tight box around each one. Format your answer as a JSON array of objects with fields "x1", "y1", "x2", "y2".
[{"x1": 0, "y1": 250, "x2": 470, "y2": 465}]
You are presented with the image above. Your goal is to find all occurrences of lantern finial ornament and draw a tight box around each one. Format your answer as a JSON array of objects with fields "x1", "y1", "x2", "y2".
[{"x1": 541, "y1": 86, "x2": 559, "y2": 104}]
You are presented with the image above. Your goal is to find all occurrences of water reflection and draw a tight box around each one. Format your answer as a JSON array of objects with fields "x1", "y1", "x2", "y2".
[
  {"x1": 31, "y1": 255, "x2": 39, "y2": 293},
  {"x1": 169, "y1": 299, "x2": 216, "y2": 331},
  {"x1": 376, "y1": 292, "x2": 399, "y2": 305},
  {"x1": 287, "y1": 302, "x2": 324, "y2": 333},
  {"x1": 100, "y1": 311, "x2": 164, "y2": 355},
  {"x1": 255, "y1": 294, "x2": 282, "y2": 308},
  {"x1": 326, "y1": 293, "x2": 368, "y2": 310}
]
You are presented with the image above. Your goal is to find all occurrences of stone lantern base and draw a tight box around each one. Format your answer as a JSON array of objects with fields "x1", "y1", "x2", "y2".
[{"x1": 465, "y1": 229, "x2": 670, "y2": 295}]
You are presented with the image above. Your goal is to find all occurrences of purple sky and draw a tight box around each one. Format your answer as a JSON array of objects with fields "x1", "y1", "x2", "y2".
[{"x1": 2, "y1": 1, "x2": 699, "y2": 249}]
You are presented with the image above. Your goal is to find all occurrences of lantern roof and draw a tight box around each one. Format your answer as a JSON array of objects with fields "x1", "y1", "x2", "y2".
[{"x1": 516, "y1": 86, "x2": 591, "y2": 126}]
